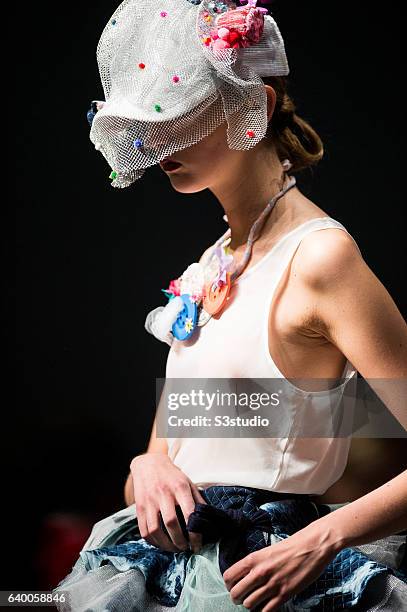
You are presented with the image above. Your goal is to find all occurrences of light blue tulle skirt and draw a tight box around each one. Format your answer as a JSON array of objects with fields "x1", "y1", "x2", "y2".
[{"x1": 53, "y1": 488, "x2": 407, "y2": 612}]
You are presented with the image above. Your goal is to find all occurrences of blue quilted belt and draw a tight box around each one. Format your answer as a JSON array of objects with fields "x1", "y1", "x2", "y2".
[{"x1": 80, "y1": 485, "x2": 407, "y2": 609}]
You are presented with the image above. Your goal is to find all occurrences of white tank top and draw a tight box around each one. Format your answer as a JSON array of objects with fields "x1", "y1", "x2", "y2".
[{"x1": 165, "y1": 217, "x2": 360, "y2": 495}]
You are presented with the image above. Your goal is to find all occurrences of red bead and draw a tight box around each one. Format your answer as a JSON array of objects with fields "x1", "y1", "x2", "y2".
[
  {"x1": 246, "y1": 130, "x2": 255, "y2": 138},
  {"x1": 138, "y1": 62, "x2": 145, "y2": 69}
]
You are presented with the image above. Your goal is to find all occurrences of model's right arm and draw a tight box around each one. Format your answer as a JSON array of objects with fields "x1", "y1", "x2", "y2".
[
  {"x1": 123, "y1": 414, "x2": 168, "y2": 505},
  {"x1": 125, "y1": 246, "x2": 212, "y2": 549},
  {"x1": 124, "y1": 406, "x2": 205, "y2": 554}
]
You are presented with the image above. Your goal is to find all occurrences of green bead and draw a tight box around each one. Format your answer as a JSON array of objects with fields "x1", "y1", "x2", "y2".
[
  {"x1": 154, "y1": 104, "x2": 162, "y2": 112},
  {"x1": 109, "y1": 170, "x2": 118, "y2": 180}
]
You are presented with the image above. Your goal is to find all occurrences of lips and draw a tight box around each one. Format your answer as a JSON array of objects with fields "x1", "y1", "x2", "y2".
[{"x1": 160, "y1": 158, "x2": 182, "y2": 172}]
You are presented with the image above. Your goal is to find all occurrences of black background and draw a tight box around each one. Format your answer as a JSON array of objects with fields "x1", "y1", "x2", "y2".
[{"x1": 7, "y1": 0, "x2": 405, "y2": 590}]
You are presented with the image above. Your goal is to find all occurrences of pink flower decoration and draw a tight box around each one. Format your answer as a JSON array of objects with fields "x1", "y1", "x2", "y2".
[
  {"x1": 211, "y1": 245, "x2": 234, "y2": 291},
  {"x1": 162, "y1": 278, "x2": 181, "y2": 299},
  {"x1": 211, "y1": 4, "x2": 265, "y2": 50},
  {"x1": 218, "y1": 27, "x2": 230, "y2": 40},
  {"x1": 213, "y1": 39, "x2": 230, "y2": 51},
  {"x1": 168, "y1": 278, "x2": 181, "y2": 295}
]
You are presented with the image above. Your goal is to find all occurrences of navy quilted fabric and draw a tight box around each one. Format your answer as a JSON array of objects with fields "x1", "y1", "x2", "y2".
[{"x1": 80, "y1": 485, "x2": 407, "y2": 609}]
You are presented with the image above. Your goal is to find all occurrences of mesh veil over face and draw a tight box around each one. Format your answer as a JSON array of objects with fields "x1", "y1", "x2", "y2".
[{"x1": 89, "y1": 0, "x2": 289, "y2": 188}]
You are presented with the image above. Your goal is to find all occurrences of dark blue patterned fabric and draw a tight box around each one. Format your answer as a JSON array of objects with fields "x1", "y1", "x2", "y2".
[
  {"x1": 80, "y1": 486, "x2": 407, "y2": 609},
  {"x1": 190, "y1": 486, "x2": 323, "y2": 574}
]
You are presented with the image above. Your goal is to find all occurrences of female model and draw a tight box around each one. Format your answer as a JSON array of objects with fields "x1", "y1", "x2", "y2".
[
  {"x1": 55, "y1": 0, "x2": 407, "y2": 609},
  {"x1": 121, "y1": 78, "x2": 407, "y2": 610}
]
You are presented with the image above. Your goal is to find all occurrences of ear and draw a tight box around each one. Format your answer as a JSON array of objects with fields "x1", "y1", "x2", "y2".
[{"x1": 265, "y1": 84, "x2": 276, "y2": 122}]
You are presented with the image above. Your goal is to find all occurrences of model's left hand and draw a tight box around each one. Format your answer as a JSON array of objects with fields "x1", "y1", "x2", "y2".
[{"x1": 223, "y1": 519, "x2": 342, "y2": 611}]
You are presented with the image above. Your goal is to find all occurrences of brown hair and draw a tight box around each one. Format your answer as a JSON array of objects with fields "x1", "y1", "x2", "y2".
[{"x1": 262, "y1": 76, "x2": 324, "y2": 173}]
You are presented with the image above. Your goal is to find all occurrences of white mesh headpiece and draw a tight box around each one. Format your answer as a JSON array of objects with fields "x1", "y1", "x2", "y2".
[{"x1": 88, "y1": 0, "x2": 289, "y2": 188}]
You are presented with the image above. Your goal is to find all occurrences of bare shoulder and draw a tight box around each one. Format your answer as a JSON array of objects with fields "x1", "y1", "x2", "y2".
[{"x1": 291, "y1": 226, "x2": 364, "y2": 291}]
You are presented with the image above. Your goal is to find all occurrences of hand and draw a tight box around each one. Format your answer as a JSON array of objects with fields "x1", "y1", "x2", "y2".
[
  {"x1": 223, "y1": 519, "x2": 342, "y2": 611},
  {"x1": 130, "y1": 453, "x2": 206, "y2": 553}
]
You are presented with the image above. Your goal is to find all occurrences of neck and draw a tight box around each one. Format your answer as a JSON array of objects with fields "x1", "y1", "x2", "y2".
[{"x1": 208, "y1": 145, "x2": 290, "y2": 250}]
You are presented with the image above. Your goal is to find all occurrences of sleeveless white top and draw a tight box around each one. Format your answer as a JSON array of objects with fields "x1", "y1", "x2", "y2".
[{"x1": 165, "y1": 217, "x2": 360, "y2": 495}]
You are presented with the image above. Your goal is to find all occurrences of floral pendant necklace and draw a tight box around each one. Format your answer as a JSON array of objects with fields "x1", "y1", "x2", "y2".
[{"x1": 145, "y1": 161, "x2": 297, "y2": 345}]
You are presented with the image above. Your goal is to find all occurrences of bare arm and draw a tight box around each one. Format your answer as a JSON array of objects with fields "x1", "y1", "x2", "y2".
[
  {"x1": 124, "y1": 388, "x2": 206, "y2": 552},
  {"x1": 223, "y1": 230, "x2": 407, "y2": 611},
  {"x1": 125, "y1": 244, "x2": 213, "y2": 544},
  {"x1": 296, "y1": 228, "x2": 407, "y2": 542},
  {"x1": 124, "y1": 415, "x2": 168, "y2": 506},
  {"x1": 318, "y1": 469, "x2": 407, "y2": 547}
]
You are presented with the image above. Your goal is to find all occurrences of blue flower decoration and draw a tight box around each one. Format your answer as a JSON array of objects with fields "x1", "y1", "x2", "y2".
[{"x1": 86, "y1": 101, "x2": 98, "y2": 127}]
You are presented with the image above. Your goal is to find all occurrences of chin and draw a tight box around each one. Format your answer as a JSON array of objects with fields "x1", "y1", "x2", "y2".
[{"x1": 167, "y1": 175, "x2": 208, "y2": 194}]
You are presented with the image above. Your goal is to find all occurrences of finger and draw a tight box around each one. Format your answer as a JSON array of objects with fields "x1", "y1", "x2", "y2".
[
  {"x1": 135, "y1": 504, "x2": 149, "y2": 542},
  {"x1": 189, "y1": 484, "x2": 206, "y2": 552},
  {"x1": 190, "y1": 484, "x2": 207, "y2": 505},
  {"x1": 143, "y1": 506, "x2": 163, "y2": 548},
  {"x1": 177, "y1": 485, "x2": 203, "y2": 552},
  {"x1": 145, "y1": 506, "x2": 180, "y2": 552},
  {"x1": 241, "y1": 581, "x2": 278, "y2": 610},
  {"x1": 223, "y1": 556, "x2": 253, "y2": 589},
  {"x1": 160, "y1": 498, "x2": 190, "y2": 550},
  {"x1": 262, "y1": 594, "x2": 285, "y2": 612},
  {"x1": 229, "y1": 569, "x2": 267, "y2": 605}
]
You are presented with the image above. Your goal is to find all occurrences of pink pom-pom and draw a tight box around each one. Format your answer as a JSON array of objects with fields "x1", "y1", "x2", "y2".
[
  {"x1": 212, "y1": 39, "x2": 231, "y2": 50},
  {"x1": 215, "y1": 6, "x2": 265, "y2": 47},
  {"x1": 218, "y1": 27, "x2": 230, "y2": 40}
]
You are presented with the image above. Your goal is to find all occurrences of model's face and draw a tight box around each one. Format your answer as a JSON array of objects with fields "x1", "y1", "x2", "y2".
[
  {"x1": 157, "y1": 86, "x2": 276, "y2": 194},
  {"x1": 158, "y1": 120, "x2": 246, "y2": 193}
]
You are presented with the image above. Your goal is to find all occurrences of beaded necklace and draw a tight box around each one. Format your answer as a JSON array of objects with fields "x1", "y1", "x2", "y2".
[{"x1": 145, "y1": 161, "x2": 297, "y2": 344}]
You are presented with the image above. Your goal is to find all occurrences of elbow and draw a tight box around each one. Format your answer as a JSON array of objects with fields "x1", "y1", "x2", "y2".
[{"x1": 124, "y1": 472, "x2": 135, "y2": 506}]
